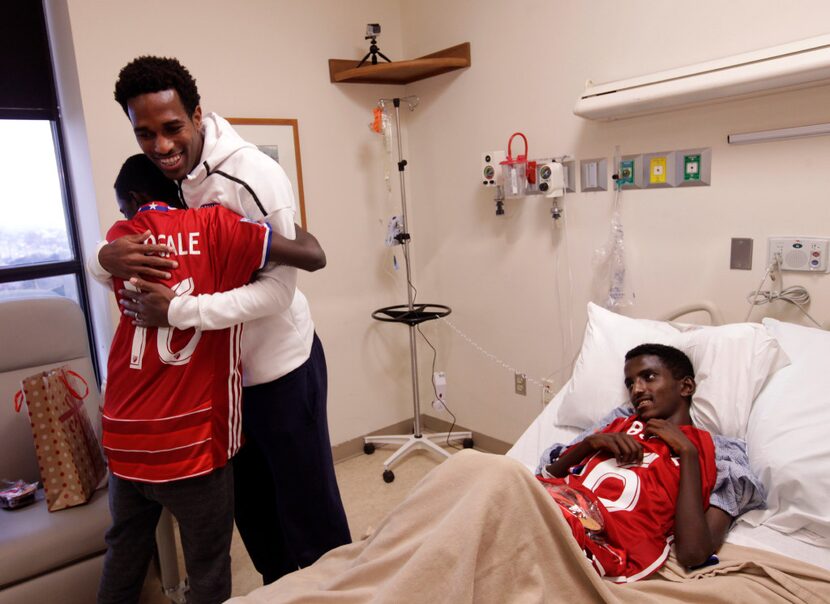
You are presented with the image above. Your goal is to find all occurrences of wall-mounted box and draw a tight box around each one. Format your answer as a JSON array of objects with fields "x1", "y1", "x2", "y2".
[
  {"x1": 675, "y1": 148, "x2": 711, "y2": 187},
  {"x1": 533, "y1": 160, "x2": 566, "y2": 197},
  {"x1": 768, "y1": 237, "x2": 830, "y2": 272},
  {"x1": 642, "y1": 151, "x2": 676, "y2": 188},
  {"x1": 580, "y1": 158, "x2": 607, "y2": 192},
  {"x1": 617, "y1": 155, "x2": 644, "y2": 189},
  {"x1": 481, "y1": 150, "x2": 505, "y2": 187}
]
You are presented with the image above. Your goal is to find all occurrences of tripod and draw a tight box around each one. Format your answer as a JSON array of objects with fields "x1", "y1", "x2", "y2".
[
  {"x1": 357, "y1": 35, "x2": 392, "y2": 67},
  {"x1": 363, "y1": 97, "x2": 473, "y2": 483}
]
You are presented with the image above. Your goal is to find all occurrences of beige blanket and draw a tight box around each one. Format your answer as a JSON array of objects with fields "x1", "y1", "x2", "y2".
[{"x1": 229, "y1": 450, "x2": 830, "y2": 604}]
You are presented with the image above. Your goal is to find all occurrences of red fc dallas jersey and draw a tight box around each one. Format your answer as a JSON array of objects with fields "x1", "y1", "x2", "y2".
[
  {"x1": 103, "y1": 202, "x2": 271, "y2": 483},
  {"x1": 539, "y1": 415, "x2": 716, "y2": 582}
]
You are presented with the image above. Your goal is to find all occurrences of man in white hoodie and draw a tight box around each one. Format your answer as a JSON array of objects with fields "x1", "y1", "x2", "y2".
[{"x1": 94, "y1": 56, "x2": 351, "y2": 587}]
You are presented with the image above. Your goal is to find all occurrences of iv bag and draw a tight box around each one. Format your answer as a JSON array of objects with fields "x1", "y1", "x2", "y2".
[
  {"x1": 593, "y1": 202, "x2": 634, "y2": 312},
  {"x1": 369, "y1": 105, "x2": 393, "y2": 193}
]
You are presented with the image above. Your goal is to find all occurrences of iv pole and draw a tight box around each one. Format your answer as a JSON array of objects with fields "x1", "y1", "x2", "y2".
[{"x1": 364, "y1": 96, "x2": 472, "y2": 483}]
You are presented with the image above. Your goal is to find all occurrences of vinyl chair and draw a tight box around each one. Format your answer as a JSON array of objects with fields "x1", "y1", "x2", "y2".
[{"x1": 0, "y1": 292, "x2": 184, "y2": 603}]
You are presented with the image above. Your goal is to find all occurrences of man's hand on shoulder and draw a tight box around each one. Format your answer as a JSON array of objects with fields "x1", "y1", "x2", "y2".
[
  {"x1": 100, "y1": 231, "x2": 178, "y2": 280},
  {"x1": 119, "y1": 277, "x2": 175, "y2": 328}
]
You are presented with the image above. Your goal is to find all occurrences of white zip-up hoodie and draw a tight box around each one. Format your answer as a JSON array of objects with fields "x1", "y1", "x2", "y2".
[
  {"x1": 169, "y1": 113, "x2": 314, "y2": 386},
  {"x1": 91, "y1": 113, "x2": 314, "y2": 386}
]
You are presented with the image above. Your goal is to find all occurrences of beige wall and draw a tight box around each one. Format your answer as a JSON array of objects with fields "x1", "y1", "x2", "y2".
[
  {"x1": 65, "y1": 0, "x2": 417, "y2": 444},
  {"x1": 399, "y1": 0, "x2": 830, "y2": 443},
  {"x1": 66, "y1": 0, "x2": 830, "y2": 446}
]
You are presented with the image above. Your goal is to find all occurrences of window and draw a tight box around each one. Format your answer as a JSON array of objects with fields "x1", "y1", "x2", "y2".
[{"x1": 0, "y1": 3, "x2": 98, "y2": 372}]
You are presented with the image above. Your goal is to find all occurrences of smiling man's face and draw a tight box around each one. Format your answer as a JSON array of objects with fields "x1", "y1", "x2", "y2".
[
  {"x1": 127, "y1": 89, "x2": 203, "y2": 182},
  {"x1": 623, "y1": 354, "x2": 694, "y2": 423}
]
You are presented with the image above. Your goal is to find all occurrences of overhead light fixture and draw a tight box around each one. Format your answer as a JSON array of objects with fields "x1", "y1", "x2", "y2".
[
  {"x1": 728, "y1": 122, "x2": 830, "y2": 144},
  {"x1": 574, "y1": 34, "x2": 830, "y2": 121}
]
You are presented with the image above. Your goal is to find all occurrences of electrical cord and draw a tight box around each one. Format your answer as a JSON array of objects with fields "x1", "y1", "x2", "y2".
[
  {"x1": 744, "y1": 259, "x2": 777, "y2": 322},
  {"x1": 746, "y1": 285, "x2": 822, "y2": 327},
  {"x1": 439, "y1": 317, "x2": 578, "y2": 407},
  {"x1": 745, "y1": 256, "x2": 822, "y2": 328},
  {"x1": 416, "y1": 324, "x2": 461, "y2": 449}
]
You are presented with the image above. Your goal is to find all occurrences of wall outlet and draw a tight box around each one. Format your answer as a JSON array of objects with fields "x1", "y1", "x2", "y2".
[
  {"x1": 433, "y1": 371, "x2": 447, "y2": 400},
  {"x1": 432, "y1": 371, "x2": 448, "y2": 412},
  {"x1": 514, "y1": 372, "x2": 527, "y2": 396},
  {"x1": 541, "y1": 378, "x2": 556, "y2": 405}
]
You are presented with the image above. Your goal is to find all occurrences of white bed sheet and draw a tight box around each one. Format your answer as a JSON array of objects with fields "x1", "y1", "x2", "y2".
[
  {"x1": 505, "y1": 381, "x2": 830, "y2": 571},
  {"x1": 506, "y1": 384, "x2": 579, "y2": 472}
]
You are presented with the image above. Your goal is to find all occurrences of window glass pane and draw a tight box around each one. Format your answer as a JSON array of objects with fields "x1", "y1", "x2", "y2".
[
  {"x1": 0, "y1": 120, "x2": 72, "y2": 269},
  {"x1": 0, "y1": 275, "x2": 80, "y2": 306}
]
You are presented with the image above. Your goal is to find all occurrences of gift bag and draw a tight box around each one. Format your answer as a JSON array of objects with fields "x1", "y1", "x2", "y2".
[{"x1": 16, "y1": 366, "x2": 107, "y2": 511}]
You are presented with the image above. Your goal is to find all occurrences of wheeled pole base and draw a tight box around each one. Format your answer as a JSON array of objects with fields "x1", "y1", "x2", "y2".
[{"x1": 363, "y1": 430, "x2": 474, "y2": 482}]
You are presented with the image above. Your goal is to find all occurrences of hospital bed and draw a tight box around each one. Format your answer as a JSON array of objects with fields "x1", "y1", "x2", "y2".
[
  {"x1": 507, "y1": 302, "x2": 830, "y2": 573},
  {"x1": 230, "y1": 302, "x2": 830, "y2": 603}
]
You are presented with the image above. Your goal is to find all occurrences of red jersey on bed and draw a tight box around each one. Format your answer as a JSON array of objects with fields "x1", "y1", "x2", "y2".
[
  {"x1": 538, "y1": 415, "x2": 717, "y2": 582},
  {"x1": 103, "y1": 202, "x2": 271, "y2": 483}
]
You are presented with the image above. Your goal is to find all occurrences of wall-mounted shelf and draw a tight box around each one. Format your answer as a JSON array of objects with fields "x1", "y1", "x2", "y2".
[{"x1": 329, "y1": 42, "x2": 471, "y2": 85}]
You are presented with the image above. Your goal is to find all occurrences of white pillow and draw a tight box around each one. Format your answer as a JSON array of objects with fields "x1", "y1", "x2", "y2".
[
  {"x1": 679, "y1": 322, "x2": 790, "y2": 438},
  {"x1": 556, "y1": 304, "x2": 678, "y2": 429},
  {"x1": 740, "y1": 319, "x2": 830, "y2": 547},
  {"x1": 556, "y1": 303, "x2": 788, "y2": 439}
]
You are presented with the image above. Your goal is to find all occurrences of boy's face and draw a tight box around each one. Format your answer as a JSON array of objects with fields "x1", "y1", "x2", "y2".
[
  {"x1": 623, "y1": 354, "x2": 694, "y2": 422},
  {"x1": 116, "y1": 191, "x2": 154, "y2": 220},
  {"x1": 116, "y1": 193, "x2": 138, "y2": 220},
  {"x1": 126, "y1": 89, "x2": 203, "y2": 182}
]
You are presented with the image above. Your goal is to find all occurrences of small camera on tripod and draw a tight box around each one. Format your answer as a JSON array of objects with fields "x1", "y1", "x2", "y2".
[
  {"x1": 366, "y1": 23, "x2": 381, "y2": 39},
  {"x1": 357, "y1": 23, "x2": 391, "y2": 67}
]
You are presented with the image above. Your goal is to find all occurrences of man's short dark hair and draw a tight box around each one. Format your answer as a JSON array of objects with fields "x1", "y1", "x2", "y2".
[
  {"x1": 114, "y1": 154, "x2": 180, "y2": 205},
  {"x1": 625, "y1": 343, "x2": 694, "y2": 380},
  {"x1": 114, "y1": 56, "x2": 200, "y2": 116}
]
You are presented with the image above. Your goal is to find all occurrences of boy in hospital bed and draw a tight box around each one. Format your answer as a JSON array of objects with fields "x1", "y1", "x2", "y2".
[
  {"x1": 226, "y1": 343, "x2": 823, "y2": 603},
  {"x1": 537, "y1": 343, "x2": 765, "y2": 583}
]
